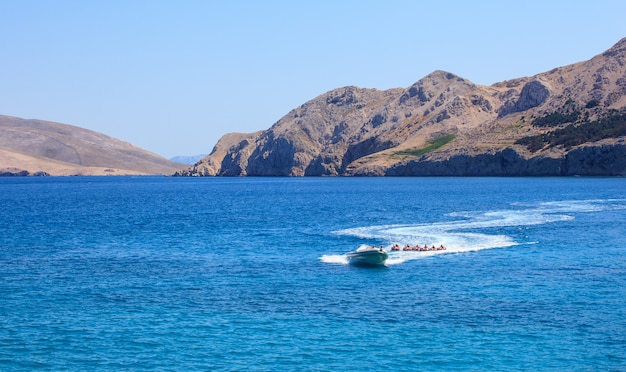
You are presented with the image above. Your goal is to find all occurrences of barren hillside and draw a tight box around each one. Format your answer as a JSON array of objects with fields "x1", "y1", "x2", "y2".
[
  {"x1": 178, "y1": 37, "x2": 626, "y2": 177},
  {"x1": 0, "y1": 116, "x2": 185, "y2": 176}
]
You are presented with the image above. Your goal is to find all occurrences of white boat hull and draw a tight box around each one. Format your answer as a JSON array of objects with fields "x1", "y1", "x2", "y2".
[{"x1": 346, "y1": 248, "x2": 389, "y2": 266}]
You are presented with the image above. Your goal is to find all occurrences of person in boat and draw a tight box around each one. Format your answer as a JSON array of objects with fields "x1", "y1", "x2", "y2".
[{"x1": 403, "y1": 244, "x2": 412, "y2": 251}]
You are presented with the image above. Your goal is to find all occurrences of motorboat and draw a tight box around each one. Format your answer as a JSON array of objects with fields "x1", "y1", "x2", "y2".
[{"x1": 346, "y1": 246, "x2": 389, "y2": 266}]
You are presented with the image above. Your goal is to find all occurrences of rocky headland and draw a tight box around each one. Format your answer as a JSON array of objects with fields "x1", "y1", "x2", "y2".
[{"x1": 178, "y1": 37, "x2": 626, "y2": 177}]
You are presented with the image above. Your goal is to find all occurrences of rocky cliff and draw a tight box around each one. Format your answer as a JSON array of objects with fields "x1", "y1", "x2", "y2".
[
  {"x1": 178, "y1": 37, "x2": 626, "y2": 177},
  {"x1": 0, "y1": 116, "x2": 185, "y2": 176}
]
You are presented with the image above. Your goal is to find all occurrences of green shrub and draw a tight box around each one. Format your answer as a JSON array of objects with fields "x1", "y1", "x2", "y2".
[
  {"x1": 516, "y1": 111, "x2": 626, "y2": 152},
  {"x1": 394, "y1": 134, "x2": 456, "y2": 157},
  {"x1": 585, "y1": 99, "x2": 600, "y2": 109},
  {"x1": 532, "y1": 111, "x2": 580, "y2": 127}
]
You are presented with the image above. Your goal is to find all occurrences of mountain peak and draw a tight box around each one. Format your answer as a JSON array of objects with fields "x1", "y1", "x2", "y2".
[
  {"x1": 423, "y1": 70, "x2": 463, "y2": 82},
  {"x1": 603, "y1": 36, "x2": 626, "y2": 57}
]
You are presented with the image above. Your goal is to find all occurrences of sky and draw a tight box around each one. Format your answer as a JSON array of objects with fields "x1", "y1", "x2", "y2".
[{"x1": 1, "y1": 1, "x2": 625, "y2": 159}]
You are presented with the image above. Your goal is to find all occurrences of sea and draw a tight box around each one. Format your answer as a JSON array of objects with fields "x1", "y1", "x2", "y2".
[{"x1": 0, "y1": 176, "x2": 625, "y2": 370}]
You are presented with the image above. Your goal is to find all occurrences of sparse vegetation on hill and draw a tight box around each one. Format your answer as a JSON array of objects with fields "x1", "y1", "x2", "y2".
[
  {"x1": 516, "y1": 110, "x2": 626, "y2": 152},
  {"x1": 393, "y1": 134, "x2": 456, "y2": 158},
  {"x1": 531, "y1": 110, "x2": 581, "y2": 127}
]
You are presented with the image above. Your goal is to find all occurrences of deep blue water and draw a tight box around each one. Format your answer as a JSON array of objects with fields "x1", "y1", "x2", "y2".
[{"x1": 1, "y1": 177, "x2": 625, "y2": 370}]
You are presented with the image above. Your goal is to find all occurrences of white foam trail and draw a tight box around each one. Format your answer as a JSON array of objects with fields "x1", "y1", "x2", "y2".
[
  {"x1": 320, "y1": 254, "x2": 348, "y2": 265},
  {"x1": 324, "y1": 199, "x2": 626, "y2": 266}
]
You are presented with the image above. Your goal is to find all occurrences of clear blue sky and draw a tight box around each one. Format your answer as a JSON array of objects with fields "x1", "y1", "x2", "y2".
[{"x1": 1, "y1": 0, "x2": 625, "y2": 158}]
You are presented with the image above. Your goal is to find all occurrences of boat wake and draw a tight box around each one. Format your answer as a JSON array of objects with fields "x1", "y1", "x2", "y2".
[{"x1": 321, "y1": 199, "x2": 626, "y2": 266}]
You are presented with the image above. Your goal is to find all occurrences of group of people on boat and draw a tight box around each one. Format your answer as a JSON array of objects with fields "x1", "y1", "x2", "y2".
[{"x1": 390, "y1": 243, "x2": 446, "y2": 252}]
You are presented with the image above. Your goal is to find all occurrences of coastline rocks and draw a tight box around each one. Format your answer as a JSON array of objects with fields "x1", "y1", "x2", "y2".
[
  {"x1": 386, "y1": 144, "x2": 626, "y2": 176},
  {"x1": 0, "y1": 168, "x2": 50, "y2": 177},
  {"x1": 386, "y1": 148, "x2": 561, "y2": 176},
  {"x1": 564, "y1": 143, "x2": 626, "y2": 176}
]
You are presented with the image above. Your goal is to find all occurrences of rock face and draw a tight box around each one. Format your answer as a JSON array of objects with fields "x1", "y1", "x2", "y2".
[
  {"x1": 0, "y1": 116, "x2": 185, "y2": 176},
  {"x1": 564, "y1": 143, "x2": 626, "y2": 176},
  {"x1": 178, "y1": 37, "x2": 626, "y2": 177},
  {"x1": 498, "y1": 80, "x2": 550, "y2": 117},
  {"x1": 386, "y1": 144, "x2": 626, "y2": 176}
]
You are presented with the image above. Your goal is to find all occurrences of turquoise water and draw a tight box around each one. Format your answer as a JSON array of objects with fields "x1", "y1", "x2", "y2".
[{"x1": 1, "y1": 177, "x2": 625, "y2": 370}]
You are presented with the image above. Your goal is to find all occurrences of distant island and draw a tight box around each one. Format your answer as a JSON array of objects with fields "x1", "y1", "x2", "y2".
[
  {"x1": 3, "y1": 38, "x2": 626, "y2": 177},
  {"x1": 176, "y1": 37, "x2": 626, "y2": 177}
]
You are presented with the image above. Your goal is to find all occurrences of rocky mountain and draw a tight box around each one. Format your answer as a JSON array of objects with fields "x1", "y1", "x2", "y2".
[
  {"x1": 0, "y1": 115, "x2": 185, "y2": 176},
  {"x1": 178, "y1": 37, "x2": 626, "y2": 177}
]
